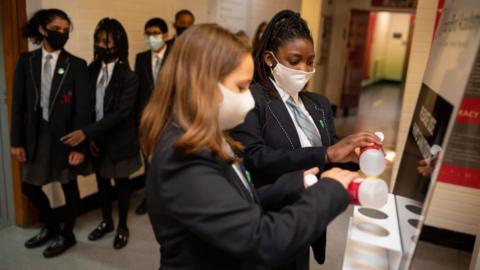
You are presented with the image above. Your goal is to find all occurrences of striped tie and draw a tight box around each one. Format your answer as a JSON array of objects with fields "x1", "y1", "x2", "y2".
[
  {"x1": 153, "y1": 55, "x2": 161, "y2": 85},
  {"x1": 41, "y1": 54, "x2": 53, "y2": 121},
  {"x1": 95, "y1": 66, "x2": 108, "y2": 121},
  {"x1": 286, "y1": 97, "x2": 322, "y2": 146}
]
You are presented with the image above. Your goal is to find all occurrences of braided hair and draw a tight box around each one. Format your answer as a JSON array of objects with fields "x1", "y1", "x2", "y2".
[
  {"x1": 254, "y1": 10, "x2": 313, "y2": 96},
  {"x1": 93, "y1": 18, "x2": 129, "y2": 65},
  {"x1": 23, "y1": 9, "x2": 71, "y2": 45}
]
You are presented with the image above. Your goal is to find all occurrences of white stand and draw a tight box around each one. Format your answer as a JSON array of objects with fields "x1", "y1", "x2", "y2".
[{"x1": 343, "y1": 194, "x2": 405, "y2": 270}]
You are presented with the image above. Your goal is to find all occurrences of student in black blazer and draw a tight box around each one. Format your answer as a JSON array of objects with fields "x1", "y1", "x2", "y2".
[
  {"x1": 231, "y1": 10, "x2": 382, "y2": 269},
  {"x1": 62, "y1": 18, "x2": 140, "y2": 250},
  {"x1": 140, "y1": 24, "x2": 358, "y2": 270},
  {"x1": 133, "y1": 17, "x2": 171, "y2": 215},
  {"x1": 10, "y1": 9, "x2": 90, "y2": 258},
  {"x1": 168, "y1": 9, "x2": 195, "y2": 45},
  {"x1": 135, "y1": 17, "x2": 172, "y2": 119}
]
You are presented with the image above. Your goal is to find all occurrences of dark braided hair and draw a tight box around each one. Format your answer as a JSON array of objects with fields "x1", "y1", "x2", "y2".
[
  {"x1": 254, "y1": 10, "x2": 313, "y2": 96},
  {"x1": 93, "y1": 18, "x2": 129, "y2": 65},
  {"x1": 23, "y1": 9, "x2": 72, "y2": 45}
]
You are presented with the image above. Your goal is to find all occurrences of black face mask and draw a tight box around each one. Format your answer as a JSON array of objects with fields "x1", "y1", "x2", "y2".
[
  {"x1": 45, "y1": 29, "x2": 69, "y2": 50},
  {"x1": 94, "y1": 45, "x2": 117, "y2": 63},
  {"x1": 175, "y1": 26, "x2": 188, "y2": 36}
]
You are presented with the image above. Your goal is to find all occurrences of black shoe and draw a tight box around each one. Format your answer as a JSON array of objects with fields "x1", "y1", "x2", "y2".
[
  {"x1": 42, "y1": 235, "x2": 76, "y2": 258},
  {"x1": 88, "y1": 221, "x2": 114, "y2": 241},
  {"x1": 113, "y1": 228, "x2": 129, "y2": 249},
  {"x1": 24, "y1": 227, "x2": 56, "y2": 249},
  {"x1": 135, "y1": 199, "x2": 147, "y2": 215}
]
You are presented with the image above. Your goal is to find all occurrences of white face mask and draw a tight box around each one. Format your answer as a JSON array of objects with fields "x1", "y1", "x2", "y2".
[
  {"x1": 269, "y1": 52, "x2": 315, "y2": 96},
  {"x1": 145, "y1": 35, "x2": 165, "y2": 51},
  {"x1": 218, "y1": 83, "x2": 255, "y2": 130}
]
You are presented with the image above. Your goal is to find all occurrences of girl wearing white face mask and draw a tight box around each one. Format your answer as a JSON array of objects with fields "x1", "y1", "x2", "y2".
[
  {"x1": 140, "y1": 24, "x2": 358, "y2": 270},
  {"x1": 231, "y1": 10, "x2": 382, "y2": 270}
]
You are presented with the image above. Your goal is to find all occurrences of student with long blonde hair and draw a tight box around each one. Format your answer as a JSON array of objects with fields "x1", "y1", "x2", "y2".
[{"x1": 141, "y1": 24, "x2": 356, "y2": 270}]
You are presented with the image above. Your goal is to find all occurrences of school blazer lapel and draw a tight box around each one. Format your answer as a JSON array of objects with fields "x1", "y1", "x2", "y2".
[
  {"x1": 265, "y1": 93, "x2": 302, "y2": 150},
  {"x1": 104, "y1": 62, "x2": 120, "y2": 110},
  {"x1": 29, "y1": 49, "x2": 42, "y2": 112},
  {"x1": 300, "y1": 93, "x2": 332, "y2": 146},
  {"x1": 145, "y1": 51, "x2": 154, "y2": 89},
  {"x1": 223, "y1": 162, "x2": 257, "y2": 204},
  {"x1": 49, "y1": 50, "x2": 71, "y2": 113}
]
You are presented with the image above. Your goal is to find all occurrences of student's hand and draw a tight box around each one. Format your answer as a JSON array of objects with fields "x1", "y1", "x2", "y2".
[
  {"x1": 11, "y1": 147, "x2": 26, "y2": 162},
  {"x1": 69, "y1": 151, "x2": 84, "y2": 166},
  {"x1": 326, "y1": 132, "x2": 382, "y2": 163},
  {"x1": 321, "y1": 167, "x2": 359, "y2": 189},
  {"x1": 303, "y1": 167, "x2": 320, "y2": 188},
  {"x1": 89, "y1": 141, "x2": 100, "y2": 158},
  {"x1": 304, "y1": 167, "x2": 319, "y2": 177},
  {"x1": 61, "y1": 130, "x2": 86, "y2": 147}
]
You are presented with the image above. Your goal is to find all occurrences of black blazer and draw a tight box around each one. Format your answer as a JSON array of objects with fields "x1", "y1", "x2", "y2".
[
  {"x1": 231, "y1": 82, "x2": 359, "y2": 267},
  {"x1": 146, "y1": 123, "x2": 350, "y2": 270},
  {"x1": 11, "y1": 48, "x2": 90, "y2": 168},
  {"x1": 134, "y1": 43, "x2": 172, "y2": 119},
  {"x1": 232, "y1": 82, "x2": 359, "y2": 188},
  {"x1": 82, "y1": 60, "x2": 139, "y2": 162}
]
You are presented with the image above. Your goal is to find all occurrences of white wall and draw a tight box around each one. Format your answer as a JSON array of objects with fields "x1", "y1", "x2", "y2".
[
  {"x1": 383, "y1": 13, "x2": 410, "y2": 80},
  {"x1": 26, "y1": 0, "x2": 301, "y2": 67},
  {"x1": 320, "y1": 0, "x2": 415, "y2": 105}
]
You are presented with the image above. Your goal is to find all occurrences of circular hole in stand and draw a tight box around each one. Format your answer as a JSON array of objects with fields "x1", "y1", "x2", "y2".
[
  {"x1": 358, "y1": 208, "x2": 389, "y2": 219},
  {"x1": 408, "y1": 219, "x2": 419, "y2": 228},
  {"x1": 355, "y1": 222, "x2": 390, "y2": 237},
  {"x1": 350, "y1": 259, "x2": 386, "y2": 270},
  {"x1": 405, "y1": 204, "x2": 422, "y2": 215}
]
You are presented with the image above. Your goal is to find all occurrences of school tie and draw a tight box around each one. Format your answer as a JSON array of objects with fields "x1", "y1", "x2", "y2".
[
  {"x1": 153, "y1": 55, "x2": 162, "y2": 85},
  {"x1": 41, "y1": 54, "x2": 53, "y2": 121},
  {"x1": 286, "y1": 97, "x2": 323, "y2": 146},
  {"x1": 95, "y1": 66, "x2": 108, "y2": 121}
]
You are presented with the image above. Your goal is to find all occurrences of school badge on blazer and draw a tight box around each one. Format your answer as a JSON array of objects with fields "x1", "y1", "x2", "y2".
[{"x1": 61, "y1": 91, "x2": 73, "y2": 104}]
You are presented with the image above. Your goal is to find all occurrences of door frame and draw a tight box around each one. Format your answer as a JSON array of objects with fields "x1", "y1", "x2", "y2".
[{"x1": 0, "y1": 0, "x2": 34, "y2": 226}]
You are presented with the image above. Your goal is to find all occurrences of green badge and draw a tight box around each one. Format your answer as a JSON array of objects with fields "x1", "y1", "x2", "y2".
[
  {"x1": 245, "y1": 170, "x2": 252, "y2": 183},
  {"x1": 57, "y1": 68, "x2": 65, "y2": 75},
  {"x1": 320, "y1": 120, "x2": 325, "y2": 129}
]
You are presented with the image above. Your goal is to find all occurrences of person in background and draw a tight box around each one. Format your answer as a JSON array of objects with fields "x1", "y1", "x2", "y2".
[
  {"x1": 252, "y1": 21, "x2": 267, "y2": 56},
  {"x1": 231, "y1": 10, "x2": 381, "y2": 270},
  {"x1": 140, "y1": 23, "x2": 357, "y2": 270},
  {"x1": 11, "y1": 8, "x2": 90, "y2": 258},
  {"x1": 133, "y1": 17, "x2": 172, "y2": 215},
  {"x1": 167, "y1": 9, "x2": 195, "y2": 47},
  {"x1": 62, "y1": 18, "x2": 140, "y2": 250}
]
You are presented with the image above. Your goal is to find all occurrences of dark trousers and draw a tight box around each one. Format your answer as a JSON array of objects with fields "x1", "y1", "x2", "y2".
[
  {"x1": 96, "y1": 176, "x2": 130, "y2": 229},
  {"x1": 22, "y1": 180, "x2": 80, "y2": 239}
]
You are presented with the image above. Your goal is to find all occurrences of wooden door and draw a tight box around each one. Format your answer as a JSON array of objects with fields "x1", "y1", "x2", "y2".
[{"x1": 341, "y1": 10, "x2": 370, "y2": 115}]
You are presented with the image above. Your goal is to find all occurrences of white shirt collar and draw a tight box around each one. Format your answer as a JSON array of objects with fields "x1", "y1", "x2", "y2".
[
  {"x1": 152, "y1": 46, "x2": 167, "y2": 60},
  {"x1": 101, "y1": 59, "x2": 117, "y2": 70},
  {"x1": 270, "y1": 78, "x2": 300, "y2": 104},
  {"x1": 42, "y1": 46, "x2": 61, "y2": 61}
]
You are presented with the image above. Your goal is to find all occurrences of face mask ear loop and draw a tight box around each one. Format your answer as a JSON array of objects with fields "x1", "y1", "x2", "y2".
[{"x1": 266, "y1": 50, "x2": 279, "y2": 69}]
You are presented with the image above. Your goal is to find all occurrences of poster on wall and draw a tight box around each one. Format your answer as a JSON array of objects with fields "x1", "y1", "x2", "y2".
[
  {"x1": 437, "y1": 51, "x2": 480, "y2": 189},
  {"x1": 371, "y1": 0, "x2": 417, "y2": 8}
]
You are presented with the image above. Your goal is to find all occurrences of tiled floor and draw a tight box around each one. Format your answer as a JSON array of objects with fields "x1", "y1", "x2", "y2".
[
  {"x1": 334, "y1": 81, "x2": 404, "y2": 150},
  {"x1": 0, "y1": 192, "x2": 472, "y2": 269}
]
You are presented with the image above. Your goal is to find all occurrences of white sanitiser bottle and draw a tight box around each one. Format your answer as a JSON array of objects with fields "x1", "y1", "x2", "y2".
[
  {"x1": 359, "y1": 131, "x2": 386, "y2": 177},
  {"x1": 347, "y1": 178, "x2": 388, "y2": 208}
]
